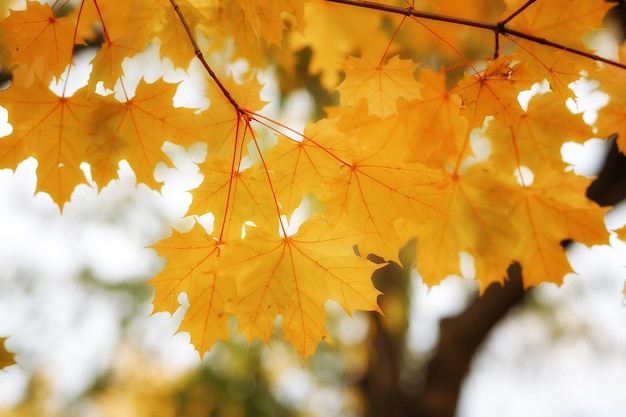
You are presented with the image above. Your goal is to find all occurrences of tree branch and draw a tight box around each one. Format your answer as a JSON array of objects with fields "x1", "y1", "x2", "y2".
[
  {"x1": 325, "y1": 0, "x2": 626, "y2": 70},
  {"x1": 413, "y1": 264, "x2": 526, "y2": 417},
  {"x1": 168, "y1": 0, "x2": 243, "y2": 112}
]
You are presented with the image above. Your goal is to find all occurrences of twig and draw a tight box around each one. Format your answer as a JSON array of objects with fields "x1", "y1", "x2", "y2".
[{"x1": 168, "y1": 0, "x2": 243, "y2": 112}]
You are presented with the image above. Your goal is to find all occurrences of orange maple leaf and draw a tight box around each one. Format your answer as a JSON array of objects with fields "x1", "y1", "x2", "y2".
[
  {"x1": 0, "y1": 80, "x2": 93, "y2": 208},
  {"x1": 454, "y1": 56, "x2": 534, "y2": 128},
  {"x1": 500, "y1": 0, "x2": 611, "y2": 97},
  {"x1": 149, "y1": 224, "x2": 236, "y2": 352},
  {"x1": 1, "y1": 2, "x2": 75, "y2": 86},
  {"x1": 188, "y1": 160, "x2": 278, "y2": 242},
  {"x1": 488, "y1": 91, "x2": 593, "y2": 171},
  {"x1": 511, "y1": 168, "x2": 609, "y2": 286},
  {"x1": 218, "y1": 217, "x2": 382, "y2": 359},
  {"x1": 399, "y1": 161, "x2": 520, "y2": 288},
  {"x1": 336, "y1": 53, "x2": 422, "y2": 117},
  {"x1": 86, "y1": 79, "x2": 201, "y2": 189}
]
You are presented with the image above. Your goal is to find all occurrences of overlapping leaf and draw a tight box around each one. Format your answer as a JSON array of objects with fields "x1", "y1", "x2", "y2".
[
  {"x1": 149, "y1": 224, "x2": 235, "y2": 352},
  {"x1": 510, "y1": 168, "x2": 609, "y2": 286},
  {"x1": 0, "y1": 0, "x2": 620, "y2": 361},
  {"x1": 218, "y1": 218, "x2": 381, "y2": 358},
  {"x1": 336, "y1": 53, "x2": 422, "y2": 117},
  {"x1": 0, "y1": 80, "x2": 93, "y2": 208},
  {"x1": 454, "y1": 56, "x2": 534, "y2": 128},
  {"x1": 86, "y1": 79, "x2": 201, "y2": 189},
  {"x1": 1, "y1": 2, "x2": 75, "y2": 85}
]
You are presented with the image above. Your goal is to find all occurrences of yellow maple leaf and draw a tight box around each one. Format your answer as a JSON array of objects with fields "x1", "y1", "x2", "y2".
[
  {"x1": 324, "y1": 155, "x2": 448, "y2": 261},
  {"x1": 0, "y1": 80, "x2": 93, "y2": 208},
  {"x1": 510, "y1": 41, "x2": 595, "y2": 99},
  {"x1": 399, "y1": 160, "x2": 520, "y2": 288},
  {"x1": 149, "y1": 224, "x2": 235, "y2": 353},
  {"x1": 488, "y1": 91, "x2": 593, "y2": 171},
  {"x1": 500, "y1": 0, "x2": 611, "y2": 97},
  {"x1": 1, "y1": 1, "x2": 75, "y2": 86},
  {"x1": 454, "y1": 56, "x2": 534, "y2": 128},
  {"x1": 134, "y1": 0, "x2": 210, "y2": 69},
  {"x1": 288, "y1": 0, "x2": 392, "y2": 89},
  {"x1": 502, "y1": 0, "x2": 612, "y2": 51},
  {"x1": 69, "y1": 1, "x2": 146, "y2": 89},
  {"x1": 70, "y1": 0, "x2": 130, "y2": 44},
  {"x1": 203, "y1": 0, "x2": 303, "y2": 67},
  {"x1": 86, "y1": 79, "x2": 201, "y2": 190},
  {"x1": 268, "y1": 114, "x2": 448, "y2": 261},
  {"x1": 218, "y1": 217, "x2": 381, "y2": 359},
  {"x1": 511, "y1": 168, "x2": 609, "y2": 286},
  {"x1": 188, "y1": 160, "x2": 278, "y2": 242},
  {"x1": 198, "y1": 75, "x2": 266, "y2": 160},
  {"x1": 88, "y1": 38, "x2": 147, "y2": 91},
  {"x1": 265, "y1": 117, "x2": 353, "y2": 217},
  {"x1": 336, "y1": 54, "x2": 422, "y2": 117},
  {"x1": 396, "y1": 68, "x2": 469, "y2": 166}
]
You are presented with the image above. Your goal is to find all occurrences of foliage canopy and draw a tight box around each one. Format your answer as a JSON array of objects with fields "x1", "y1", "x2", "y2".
[{"x1": 0, "y1": 0, "x2": 624, "y2": 360}]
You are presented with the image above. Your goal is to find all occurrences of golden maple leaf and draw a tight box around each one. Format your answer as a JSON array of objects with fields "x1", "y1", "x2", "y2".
[
  {"x1": 217, "y1": 217, "x2": 382, "y2": 359},
  {"x1": 510, "y1": 168, "x2": 609, "y2": 286},
  {"x1": 488, "y1": 91, "x2": 593, "y2": 172},
  {"x1": 149, "y1": 224, "x2": 236, "y2": 352},
  {"x1": 85, "y1": 79, "x2": 201, "y2": 190},
  {"x1": 188, "y1": 160, "x2": 277, "y2": 242},
  {"x1": 454, "y1": 56, "x2": 534, "y2": 128},
  {"x1": 399, "y1": 160, "x2": 520, "y2": 288},
  {"x1": 502, "y1": 0, "x2": 612, "y2": 50},
  {"x1": 501, "y1": 0, "x2": 611, "y2": 97},
  {"x1": 1, "y1": 2, "x2": 75, "y2": 86},
  {"x1": 0, "y1": 80, "x2": 93, "y2": 208},
  {"x1": 336, "y1": 53, "x2": 422, "y2": 117}
]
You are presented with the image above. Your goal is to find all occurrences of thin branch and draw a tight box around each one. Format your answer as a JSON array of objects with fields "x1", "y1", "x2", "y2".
[
  {"x1": 499, "y1": 0, "x2": 536, "y2": 26},
  {"x1": 168, "y1": 0, "x2": 242, "y2": 112},
  {"x1": 504, "y1": 28, "x2": 626, "y2": 70},
  {"x1": 326, "y1": 0, "x2": 494, "y2": 30},
  {"x1": 326, "y1": 0, "x2": 626, "y2": 71}
]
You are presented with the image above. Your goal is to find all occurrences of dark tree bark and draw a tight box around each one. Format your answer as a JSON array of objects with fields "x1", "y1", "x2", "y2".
[
  {"x1": 412, "y1": 264, "x2": 525, "y2": 417},
  {"x1": 360, "y1": 263, "x2": 526, "y2": 417}
]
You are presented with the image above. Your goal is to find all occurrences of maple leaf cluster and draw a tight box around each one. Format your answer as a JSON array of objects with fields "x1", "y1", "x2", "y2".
[{"x1": 0, "y1": 0, "x2": 623, "y2": 359}]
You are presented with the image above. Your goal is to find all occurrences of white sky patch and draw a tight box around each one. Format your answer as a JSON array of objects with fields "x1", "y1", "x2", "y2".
[
  {"x1": 518, "y1": 80, "x2": 551, "y2": 111},
  {"x1": 0, "y1": 106, "x2": 12, "y2": 138},
  {"x1": 566, "y1": 77, "x2": 610, "y2": 125},
  {"x1": 514, "y1": 165, "x2": 535, "y2": 187},
  {"x1": 48, "y1": 49, "x2": 95, "y2": 96},
  {"x1": 458, "y1": 117, "x2": 493, "y2": 173},
  {"x1": 561, "y1": 138, "x2": 612, "y2": 177},
  {"x1": 278, "y1": 194, "x2": 321, "y2": 237}
]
